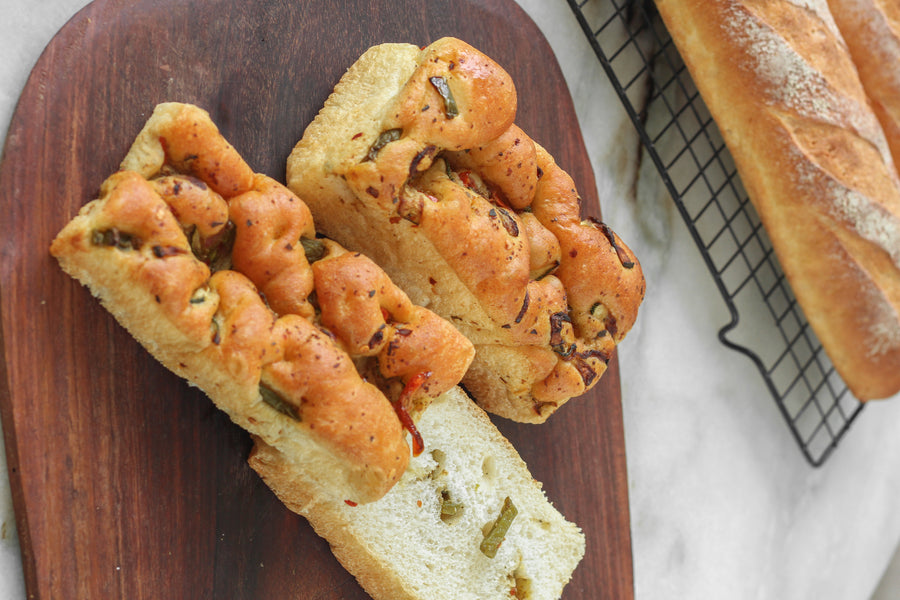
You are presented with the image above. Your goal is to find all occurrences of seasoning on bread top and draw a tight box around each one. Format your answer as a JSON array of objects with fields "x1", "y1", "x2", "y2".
[
  {"x1": 287, "y1": 37, "x2": 645, "y2": 422},
  {"x1": 51, "y1": 102, "x2": 474, "y2": 503}
]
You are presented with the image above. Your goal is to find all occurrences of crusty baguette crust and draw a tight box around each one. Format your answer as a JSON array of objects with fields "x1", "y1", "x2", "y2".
[
  {"x1": 51, "y1": 102, "x2": 474, "y2": 502},
  {"x1": 249, "y1": 387, "x2": 585, "y2": 600},
  {"x1": 655, "y1": 0, "x2": 900, "y2": 400},
  {"x1": 287, "y1": 38, "x2": 645, "y2": 422},
  {"x1": 827, "y1": 0, "x2": 900, "y2": 170}
]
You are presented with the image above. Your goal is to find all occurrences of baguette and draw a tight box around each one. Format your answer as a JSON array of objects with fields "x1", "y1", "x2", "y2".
[
  {"x1": 826, "y1": 0, "x2": 900, "y2": 169},
  {"x1": 654, "y1": 0, "x2": 900, "y2": 399},
  {"x1": 286, "y1": 38, "x2": 645, "y2": 423},
  {"x1": 51, "y1": 102, "x2": 585, "y2": 598}
]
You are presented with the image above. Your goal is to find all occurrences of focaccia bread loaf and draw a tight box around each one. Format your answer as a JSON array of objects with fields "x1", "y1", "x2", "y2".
[
  {"x1": 51, "y1": 102, "x2": 475, "y2": 503},
  {"x1": 51, "y1": 102, "x2": 585, "y2": 599},
  {"x1": 287, "y1": 38, "x2": 645, "y2": 423},
  {"x1": 826, "y1": 0, "x2": 900, "y2": 169},
  {"x1": 654, "y1": 0, "x2": 900, "y2": 400},
  {"x1": 251, "y1": 386, "x2": 585, "y2": 600}
]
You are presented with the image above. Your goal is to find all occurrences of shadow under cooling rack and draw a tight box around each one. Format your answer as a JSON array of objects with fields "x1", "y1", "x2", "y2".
[{"x1": 567, "y1": 0, "x2": 864, "y2": 466}]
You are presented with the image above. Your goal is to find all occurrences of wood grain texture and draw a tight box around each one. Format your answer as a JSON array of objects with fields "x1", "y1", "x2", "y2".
[{"x1": 0, "y1": 0, "x2": 634, "y2": 598}]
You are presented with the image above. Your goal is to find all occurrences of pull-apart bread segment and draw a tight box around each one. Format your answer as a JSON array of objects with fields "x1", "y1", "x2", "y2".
[
  {"x1": 654, "y1": 0, "x2": 900, "y2": 399},
  {"x1": 51, "y1": 102, "x2": 585, "y2": 600},
  {"x1": 287, "y1": 38, "x2": 646, "y2": 423},
  {"x1": 51, "y1": 102, "x2": 475, "y2": 504}
]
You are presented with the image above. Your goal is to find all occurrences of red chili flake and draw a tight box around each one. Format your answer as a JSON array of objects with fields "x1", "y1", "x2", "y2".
[
  {"x1": 459, "y1": 170, "x2": 475, "y2": 189},
  {"x1": 389, "y1": 216, "x2": 402, "y2": 224},
  {"x1": 344, "y1": 500, "x2": 358, "y2": 507},
  {"x1": 401, "y1": 371, "x2": 430, "y2": 401},
  {"x1": 490, "y1": 191, "x2": 512, "y2": 210},
  {"x1": 352, "y1": 132, "x2": 364, "y2": 140},
  {"x1": 392, "y1": 400, "x2": 425, "y2": 457}
]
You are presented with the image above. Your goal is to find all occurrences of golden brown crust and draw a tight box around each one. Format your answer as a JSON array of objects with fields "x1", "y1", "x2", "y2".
[
  {"x1": 287, "y1": 38, "x2": 645, "y2": 421},
  {"x1": 52, "y1": 102, "x2": 475, "y2": 501},
  {"x1": 229, "y1": 173, "x2": 318, "y2": 319},
  {"x1": 827, "y1": 0, "x2": 900, "y2": 170},
  {"x1": 120, "y1": 102, "x2": 255, "y2": 197},
  {"x1": 655, "y1": 0, "x2": 900, "y2": 399}
]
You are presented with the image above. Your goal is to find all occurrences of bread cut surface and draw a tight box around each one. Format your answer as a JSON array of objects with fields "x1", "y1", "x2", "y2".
[
  {"x1": 287, "y1": 38, "x2": 645, "y2": 422},
  {"x1": 250, "y1": 386, "x2": 586, "y2": 600},
  {"x1": 654, "y1": 0, "x2": 900, "y2": 400}
]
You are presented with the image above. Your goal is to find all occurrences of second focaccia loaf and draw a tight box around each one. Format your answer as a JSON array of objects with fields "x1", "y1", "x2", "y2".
[
  {"x1": 654, "y1": 0, "x2": 900, "y2": 400},
  {"x1": 287, "y1": 38, "x2": 645, "y2": 423}
]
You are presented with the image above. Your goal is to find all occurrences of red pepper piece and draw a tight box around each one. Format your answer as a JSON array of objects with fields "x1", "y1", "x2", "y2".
[{"x1": 392, "y1": 371, "x2": 431, "y2": 456}]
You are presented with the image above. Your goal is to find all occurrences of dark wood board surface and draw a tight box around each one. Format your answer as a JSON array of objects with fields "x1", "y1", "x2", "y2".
[{"x1": 0, "y1": 0, "x2": 634, "y2": 598}]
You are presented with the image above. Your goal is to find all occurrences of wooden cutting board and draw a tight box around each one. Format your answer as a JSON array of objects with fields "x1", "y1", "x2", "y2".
[{"x1": 0, "y1": 0, "x2": 634, "y2": 598}]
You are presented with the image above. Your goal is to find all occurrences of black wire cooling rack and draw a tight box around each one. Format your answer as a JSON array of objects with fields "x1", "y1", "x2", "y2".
[{"x1": 566, "y1": 0, "x2": 865, "y2": 466}]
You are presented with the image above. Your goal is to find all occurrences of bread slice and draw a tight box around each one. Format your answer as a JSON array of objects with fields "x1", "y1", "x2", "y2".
[
  {"x1": 250, "y1": 386, "x2": 585, "y2": 600},
  {"x1": 287, "y1": 38, "x2": 645, "y2": 423}
]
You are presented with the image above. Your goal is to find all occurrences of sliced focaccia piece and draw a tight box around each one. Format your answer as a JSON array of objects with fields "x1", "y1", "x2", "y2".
[
  {"x1": 250, "y1": 386, "x2": 585, "y2": 600},
  {"x1": 287, "y1": 38, "x2": 645, "y2": 423},
  {"x1": 51, "y1": 102, "x2": 475, "y2": 504}
]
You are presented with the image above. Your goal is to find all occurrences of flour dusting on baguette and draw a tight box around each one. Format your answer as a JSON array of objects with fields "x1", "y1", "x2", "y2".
[{"x1": 827, "y1": 0, "x2": 900, "y2": 169}]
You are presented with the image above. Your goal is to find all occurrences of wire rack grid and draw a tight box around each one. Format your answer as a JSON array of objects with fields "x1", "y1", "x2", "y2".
[{"x1": 566, "y1": 0, "x2": 865, "y2": 466}]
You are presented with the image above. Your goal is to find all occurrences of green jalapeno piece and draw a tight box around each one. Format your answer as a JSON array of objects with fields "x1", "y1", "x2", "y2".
[
  {"x1": 367, "y1": 128, "x2": 403, "y2": 161},
  {"x1": 480, "y1": 496, "x2": 517, "y2": 558},
  {"x1": 440, "y1": 490, "x2": 463, "y2": 522},
  {"x1": 429, "y1": 76, "x2": 459, "y2": 119},
  {"x1": 301, "y1": 237, "x2": 327, "y2": 264},
  {"x1": 259, "y1": 383, "x2": 301, "y2": 421}
]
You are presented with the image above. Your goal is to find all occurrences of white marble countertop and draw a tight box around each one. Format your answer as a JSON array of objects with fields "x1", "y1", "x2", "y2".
[{"x1": 4, "y1": 1, "x2": 900, "y2": 599}]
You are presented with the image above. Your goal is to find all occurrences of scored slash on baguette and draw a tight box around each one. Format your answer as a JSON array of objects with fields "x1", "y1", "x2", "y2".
[{"x1": 826, "y1": 0, "x2": 900, "y2": 171}]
